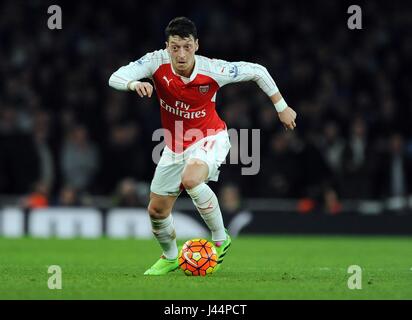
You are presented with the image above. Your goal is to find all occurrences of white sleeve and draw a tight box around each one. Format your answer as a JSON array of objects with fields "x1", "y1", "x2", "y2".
[
  {"x1": 210, "y1": 59, "x2": 279, "y2": 97},
  {"x1": 108, "y1": 50, "x2": 165, "y2": 91}
]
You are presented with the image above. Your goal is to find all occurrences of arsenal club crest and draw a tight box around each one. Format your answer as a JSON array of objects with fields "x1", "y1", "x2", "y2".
[{"x1": 199, "y1": 85, "x2": 210, "y2": 94}]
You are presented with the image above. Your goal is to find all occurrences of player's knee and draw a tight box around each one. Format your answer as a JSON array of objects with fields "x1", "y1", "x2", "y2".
[
  {"x1": 147, "y1": 203, "x2": 169, "y2": 219},
  {"x1": 181, "y1": 176, "x2": 202, "y2": 190}
]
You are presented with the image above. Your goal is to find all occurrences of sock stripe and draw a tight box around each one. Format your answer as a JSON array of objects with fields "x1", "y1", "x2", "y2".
[
  {"x1": 150, "y1": 215, "x2": 178, "y2": 260},
  {"x1": 187, "y1": 182, "x2": 226, "y2": 242},
  {"x1": 197, "y1": 195, "x2": 214, "y2": 206}
]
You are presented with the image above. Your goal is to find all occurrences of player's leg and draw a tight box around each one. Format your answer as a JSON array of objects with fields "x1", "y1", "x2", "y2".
[
  {"x1": 181, "y1": 160, "x2": 231, "y2": 269},
  {"x1": 144, "y1": 192, "x2": 180, "y2": 275},
  {"x1": 182, "y1": 132, "x2": 233, "y2": 270},
  {"x1": 181, "y1": 159, "x2": 227, "y2": 242},
  {"x1": 144, "y1": 147, "x2": 184, "y2": 276},
  {"x1": 148, "y1": 192, "x2": 179, "y2": 259}
]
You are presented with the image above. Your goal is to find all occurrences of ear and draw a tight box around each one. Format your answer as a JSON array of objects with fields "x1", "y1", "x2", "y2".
[
  {"x1": 165, "y1": 41, "x2": 170, "y2": 52},
  {"x1": 195, "y1": 39, "x2": 199, "y2": 52}
]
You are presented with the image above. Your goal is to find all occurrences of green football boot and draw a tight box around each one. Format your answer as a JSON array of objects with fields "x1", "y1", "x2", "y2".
[
  {"x1": 143, "y1": 255, "x2": 179, "y2": 276},
  {"x1": 213, "y1": 229, "x2": 232, "y2": 272}
]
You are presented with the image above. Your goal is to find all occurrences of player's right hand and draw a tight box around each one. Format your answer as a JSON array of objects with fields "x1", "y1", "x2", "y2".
[{"x1": 130, "y1": 81, "x2": 153, "y2": 98}]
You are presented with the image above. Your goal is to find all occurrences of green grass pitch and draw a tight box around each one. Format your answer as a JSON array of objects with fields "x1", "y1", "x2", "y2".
[{"x1": 0, "y1": 236, "x2": 411, "y2": 299}]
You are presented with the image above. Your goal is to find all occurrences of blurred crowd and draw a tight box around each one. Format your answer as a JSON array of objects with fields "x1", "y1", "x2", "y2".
[{"x1": 1, "y1": 1, "x2": 412, "y2": 212}]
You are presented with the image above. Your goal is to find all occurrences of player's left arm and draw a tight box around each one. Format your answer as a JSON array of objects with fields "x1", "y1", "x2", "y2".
[
  {"x1": 213, "y1": 60, "x2": 297, "y2": 130},
  {"x1": 270, "y1": 91, "x2": 297, "y2": 130}
]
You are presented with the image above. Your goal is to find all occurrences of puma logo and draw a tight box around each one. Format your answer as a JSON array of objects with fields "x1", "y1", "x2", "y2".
[{"x1": 163, "y1": 76, "x2": 172, "y2": 86}]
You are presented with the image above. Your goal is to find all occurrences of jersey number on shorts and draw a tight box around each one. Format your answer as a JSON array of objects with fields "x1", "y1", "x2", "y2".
[{"x1": 201, "y1": 140, "x2": 216, "y2": 153}]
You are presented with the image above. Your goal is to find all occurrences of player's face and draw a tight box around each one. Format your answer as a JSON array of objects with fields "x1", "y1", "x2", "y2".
[{"x1": 166, "y1": 35, "x2": 199, "y2": 77}]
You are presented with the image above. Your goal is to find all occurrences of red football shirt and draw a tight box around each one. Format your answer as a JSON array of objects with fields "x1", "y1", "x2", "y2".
[{"x1": 109, "y1": 49, "x2": 279, "y2": 152}]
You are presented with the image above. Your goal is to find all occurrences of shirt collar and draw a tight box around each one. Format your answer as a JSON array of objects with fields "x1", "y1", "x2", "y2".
[{"x1": 170, "y1": 55, "x2": 198, "y2": 82}]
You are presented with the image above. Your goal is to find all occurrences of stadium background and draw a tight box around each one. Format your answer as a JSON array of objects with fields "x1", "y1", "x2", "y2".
[
  {"x1": 1, "y1": 0, "x2": 412, "y2": 236},
  {"x1": 1, "y1": 0, "x2": 412, "y2": 301}
]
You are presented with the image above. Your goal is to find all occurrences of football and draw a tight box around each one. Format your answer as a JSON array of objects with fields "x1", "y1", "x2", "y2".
[{"x1": 178, "y1": 239, "x2": 218, "y2": 276}]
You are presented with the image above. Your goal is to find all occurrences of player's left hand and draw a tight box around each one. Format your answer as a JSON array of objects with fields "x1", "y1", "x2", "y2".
[{"x1": 278, "y1": 107, "x2": 297, "y2": 130}]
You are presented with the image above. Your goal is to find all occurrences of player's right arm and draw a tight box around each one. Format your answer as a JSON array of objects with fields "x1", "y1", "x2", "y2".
[{"x1": 108, "y1": 50, "x2": 163, "y2": 98}]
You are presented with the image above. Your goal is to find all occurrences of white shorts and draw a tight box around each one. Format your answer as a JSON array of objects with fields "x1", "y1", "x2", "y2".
[{"x1": 150, "y1": 130, "x2": 231, "y2": 196}]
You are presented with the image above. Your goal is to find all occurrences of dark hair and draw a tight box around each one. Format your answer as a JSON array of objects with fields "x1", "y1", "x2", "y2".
[{"x1": 165, "y1": 17, "x2": 197, "y2": 41}]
